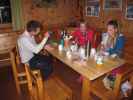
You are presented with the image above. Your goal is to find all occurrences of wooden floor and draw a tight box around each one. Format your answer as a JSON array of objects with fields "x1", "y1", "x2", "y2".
[{"x1": 0, "y1": 66, "x2": 20, "y2": 100}]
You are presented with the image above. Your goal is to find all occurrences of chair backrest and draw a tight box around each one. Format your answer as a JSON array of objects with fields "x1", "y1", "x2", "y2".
[
  {"x1": 92, "y1": 31, "x2": 102, "y2": 48},
  {"x1": 10, "y1": 48, "x2": 23, "y2": 95},
  {"x1": 15, "y1": 45, "x2": 21, "y2": 65}
]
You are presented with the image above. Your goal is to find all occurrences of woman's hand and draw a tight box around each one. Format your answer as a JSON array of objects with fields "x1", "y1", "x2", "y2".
[{"x1": 44, "y1": 44, "x2": 54, "y2": 51}]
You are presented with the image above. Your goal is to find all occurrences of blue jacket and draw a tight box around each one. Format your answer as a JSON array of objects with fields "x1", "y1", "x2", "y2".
[{"x1": 107, "y1": 34, "x2": 125, "y2": 56}]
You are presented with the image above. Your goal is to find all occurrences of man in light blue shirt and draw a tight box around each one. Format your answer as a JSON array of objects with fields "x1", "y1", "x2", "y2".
[{"x1": 18, "y1": 20, "x2": 53, "y2": 79}]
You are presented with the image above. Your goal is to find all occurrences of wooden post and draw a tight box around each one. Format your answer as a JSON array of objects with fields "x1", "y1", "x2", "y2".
[
  {"x1": 36, "y1": 74, "x2": 45, "y2": 100},
  {"x1": 113, "y1": 74, "x2": 122, "y2": 100},
  {"x1": 81, "y1": 77, "x2": 91, "y2": 100}
]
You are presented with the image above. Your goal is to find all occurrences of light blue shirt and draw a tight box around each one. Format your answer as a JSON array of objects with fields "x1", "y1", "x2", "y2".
[{"x1": 17, "y1": 31, "x2": 48, "y2": 63}]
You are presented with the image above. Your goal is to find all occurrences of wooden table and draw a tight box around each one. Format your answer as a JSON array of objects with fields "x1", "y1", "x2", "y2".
[{"x1": 46, "y1": 48, "x2": 125, "y2": 100}]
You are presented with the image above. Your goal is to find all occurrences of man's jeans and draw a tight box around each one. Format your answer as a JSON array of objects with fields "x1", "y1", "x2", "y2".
[{"x1": 29, "y1": 54, "x2": 53, "y2": 79}]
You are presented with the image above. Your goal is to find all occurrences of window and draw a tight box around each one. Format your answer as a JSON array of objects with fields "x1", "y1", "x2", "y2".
[
  {"x1": 0, "y1": 0, "x2": 12, "y2": 24},
  {"x1": 85, "y1": 0, "x2": 100, "y2": 17},
  {"x1": 104, "y1": 0, "x2": 122, "y2": 10},
  {"x1": 125, "y1": 3, "x2": 133, "y2": 20}
]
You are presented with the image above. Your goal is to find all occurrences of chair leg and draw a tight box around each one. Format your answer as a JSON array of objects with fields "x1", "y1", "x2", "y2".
[
  {"x1": 37, "y1": 77, "x2": 45, "y2": 100},
  {"x1": 15, "y1": 81, "x2": 21, "y2": 96}
]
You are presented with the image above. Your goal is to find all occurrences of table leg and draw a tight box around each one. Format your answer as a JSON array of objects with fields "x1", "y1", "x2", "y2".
[{"x1": 81, "y1": 77, "x2": 91, "y2": 100}]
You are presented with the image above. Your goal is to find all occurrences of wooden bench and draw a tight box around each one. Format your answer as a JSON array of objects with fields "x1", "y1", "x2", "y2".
[
  {"x1": 124, "y1": 37, "x2": 133, "y2": 65},
  {"x1": 0, "y1": 32, "x2": 18, "y2": 67},
  {"x1": 45, "y1": 76, "x2": 73, "y2": 100},
  {"x1": 90, "y1": 63, "x2": 133, "y2": 100}
]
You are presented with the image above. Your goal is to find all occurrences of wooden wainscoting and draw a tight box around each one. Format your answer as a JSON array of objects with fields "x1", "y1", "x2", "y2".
[
  {"x1": 124, "y1": 36, "x2": 133, "y2": 65},
  {"x1": 0, "y1": 32, "x2": 18, "y2": 67}
]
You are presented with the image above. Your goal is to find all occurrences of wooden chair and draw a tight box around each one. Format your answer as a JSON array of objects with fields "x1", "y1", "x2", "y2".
[
  {"x1": 91, "y1": 64, "x2": 133, "y2": 100},
  {"x1": 10, "y1": 48, "x2": 45, "y2": 100},
  {"x1": 92, "y1": 31, "x2": 102, "y2": 48}
]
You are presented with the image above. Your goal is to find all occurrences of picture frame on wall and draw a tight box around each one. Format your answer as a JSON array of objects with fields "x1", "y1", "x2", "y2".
[
  {"x1": 125, "y1": 3, "x2": 133, "y2": 20},
  {"x1": 104, "y1": 0, "x2": 122, "y2": 10},
  {"x1": 85, "y1": 0, "x2": 100, "y2": 17}
]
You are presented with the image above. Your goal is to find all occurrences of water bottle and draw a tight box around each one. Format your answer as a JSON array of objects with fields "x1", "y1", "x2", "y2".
[{"x1": 58, "y1": 31, "x2": 64, "y2": 51}]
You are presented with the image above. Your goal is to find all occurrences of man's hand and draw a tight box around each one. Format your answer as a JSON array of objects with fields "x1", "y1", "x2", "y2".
[
  {"x1": 44, "y1": 32, "x2": 50, "y2": 38},
  {"x1": 41, "y1": 45, "x2": 54, "y2": 56},
  {"x1": 41, "y1": 49, "x2": 49, "y2": 56}
]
